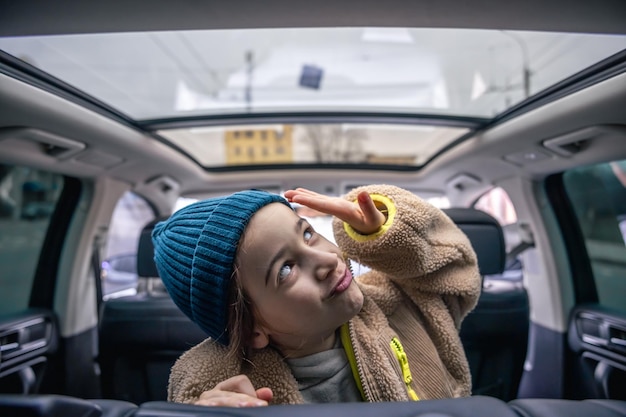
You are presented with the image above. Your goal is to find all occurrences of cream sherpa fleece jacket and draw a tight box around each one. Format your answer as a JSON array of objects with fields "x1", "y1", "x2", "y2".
[{"x1": 168, "y1": 184, "x2": 482, "y2": 404}]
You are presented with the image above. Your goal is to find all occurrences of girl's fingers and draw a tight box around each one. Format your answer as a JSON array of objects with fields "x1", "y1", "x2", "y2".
[
  {"x1": 292, "y1": 188, "x2": 320, "y2": 197},
  {"x1": 195, "y1": 375, "x2": 272, "y2": 408},
  {"x1": 255, "y1": 387, "x2": 274, "y2": 402},
  {"x1": 357, "y1": 191, "x2": 386, "y2": 231},
  {"x1": 195, "y1": 393, "x2": 268, "y2": 407},
  {"x1": 287, "y1": 192, "x2": 351, "y2": 217},
  {"x1": 214, "y1": 374, "x2": 258, "y2": 397},
  {"x1": 285, "y1": 188, "x2": 385, "y2": 234},
  {"x1": 284, "y1": 188, "x2": 319, "y2": 200}
]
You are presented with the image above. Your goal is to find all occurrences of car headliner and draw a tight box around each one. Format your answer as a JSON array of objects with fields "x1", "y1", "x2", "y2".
[{"x1": 1, "y1": 0, "x2": 625, "y2": 37}]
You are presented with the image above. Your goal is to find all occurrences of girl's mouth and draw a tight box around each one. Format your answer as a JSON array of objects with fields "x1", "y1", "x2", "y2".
[{"x1": 329, "y1": 267, "x2": 353, "y2": 298}]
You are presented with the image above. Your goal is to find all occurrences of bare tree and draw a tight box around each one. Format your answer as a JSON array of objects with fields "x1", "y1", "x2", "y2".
[{"x1": 302, "y1": 124, "x2": 367, "y2": 163}]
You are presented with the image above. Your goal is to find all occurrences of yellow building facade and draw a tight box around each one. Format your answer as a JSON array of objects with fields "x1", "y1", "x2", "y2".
[{"x1": 225, "y1": 125, "x2": 293, "y2": 165}]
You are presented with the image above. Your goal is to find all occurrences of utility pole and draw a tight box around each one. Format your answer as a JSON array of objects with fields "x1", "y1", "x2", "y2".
[
  {"x1": 503, "y1": 31, "x2": 531, "y2": 98},
  {"x1": 245, "y1": 50, "x2": 254, "y2": 112}
]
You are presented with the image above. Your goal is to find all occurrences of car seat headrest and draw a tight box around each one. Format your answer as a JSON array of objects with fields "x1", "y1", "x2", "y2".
[
  {"x1": 136, "y1": 217, "x2": 167, "y2": 278},
  {"x1": 443, "y1": 208, "x2": 506, "y2": 275}
]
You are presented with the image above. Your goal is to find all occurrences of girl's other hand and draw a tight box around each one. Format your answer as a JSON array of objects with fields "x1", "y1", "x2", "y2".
[
  {"x1": 284, "y1": 188, "x2": 385, "y2": 235},
  {"x1": 194, "y1": 374, "x2": 273, "y2": 407}
]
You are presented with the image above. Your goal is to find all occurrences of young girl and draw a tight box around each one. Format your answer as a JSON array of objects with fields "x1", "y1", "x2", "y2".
[{"x1": 152, "y1": 184, "x2": 481, "y2": 407}]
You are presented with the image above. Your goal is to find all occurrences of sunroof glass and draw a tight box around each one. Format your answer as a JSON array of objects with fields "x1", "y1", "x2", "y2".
[
  {"x1": 158, "y1": 122, "x2": 469, "y2": 169},
  {"x1": 1, "y1": 27, "x2": 624, "y2": 120}
]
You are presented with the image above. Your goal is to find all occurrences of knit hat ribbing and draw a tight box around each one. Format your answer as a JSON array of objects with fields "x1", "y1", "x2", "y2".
[{"x1": 151, "y1": 190, "x2": 291, "y2": 345}]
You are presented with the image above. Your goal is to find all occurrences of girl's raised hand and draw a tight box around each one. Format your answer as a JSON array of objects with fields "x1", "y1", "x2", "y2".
[{"x1": 284, "y1": 188, "x2": 385, "y2": 235}]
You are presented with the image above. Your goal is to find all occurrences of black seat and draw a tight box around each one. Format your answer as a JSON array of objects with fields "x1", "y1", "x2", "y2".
[
  {"x1": 509, "y1": 398, "x2": 626, "y2": 417},
  {"x1": 0, "y1": 394, "x2": 137, "y2": 417},
  {"x1": 443, "y1": 208, "x2": 530, "y2": 401},
  {"x1": 98, "y1": 219, "x2": 206, "y2": 404}
]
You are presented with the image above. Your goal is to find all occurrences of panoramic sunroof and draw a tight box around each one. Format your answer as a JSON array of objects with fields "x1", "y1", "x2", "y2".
[{"x1": 1, "y1": 27, "x2": 625, "y2": 121}]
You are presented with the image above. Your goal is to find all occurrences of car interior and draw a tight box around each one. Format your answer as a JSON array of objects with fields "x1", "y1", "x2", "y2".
[{"x1": 1, "y1": 1, "x2": 626, "y2": 416}]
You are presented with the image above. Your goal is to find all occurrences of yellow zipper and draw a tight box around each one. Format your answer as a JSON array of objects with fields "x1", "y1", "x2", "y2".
[
  {"x1": 340, "y1": 323, "x2": 369, "y2": 401},
  {"x1": 390, "y1": 337, "x2": 419, "y2": 401}
]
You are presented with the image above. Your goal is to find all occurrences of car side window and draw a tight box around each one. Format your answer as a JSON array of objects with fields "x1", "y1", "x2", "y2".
[
  {"x1": 562, "y1": 159, "x2": 626, "y2": 313},
  {"x1": 0, "y1": 164, "x2": 65, "y2": 315},
  {"x1": 102, "y1": 192, "x2": 155, "y2": 298},
  {"x1": 474, "y1": 187, "x2": 517, "y2": 227},
  {"x1": 474, "y1": 187, "x2": 522, "y2": 281}
]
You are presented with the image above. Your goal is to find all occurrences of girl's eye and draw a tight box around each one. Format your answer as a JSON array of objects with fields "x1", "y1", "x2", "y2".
[
  {"x1": 278, "y1": 264, "x2": 292, "y2": 282},
  {"x1": 304, "y1": 229, "x2": 313, "y2": 242}
]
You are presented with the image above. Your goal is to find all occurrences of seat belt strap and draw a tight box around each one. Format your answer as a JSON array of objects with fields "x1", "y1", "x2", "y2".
[{"x1": 91, "y1": 239, "x2": 103, "y2": 320}]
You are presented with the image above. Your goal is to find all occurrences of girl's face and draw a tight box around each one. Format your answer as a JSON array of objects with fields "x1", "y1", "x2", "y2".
[{"x1": 237, "y1": 202, "x2": 364, "y2": 358}]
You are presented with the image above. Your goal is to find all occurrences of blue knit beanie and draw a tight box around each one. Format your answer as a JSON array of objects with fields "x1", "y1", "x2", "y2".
[{"x1": 151, "y1": 190, "x2": 291, "y2": 345}]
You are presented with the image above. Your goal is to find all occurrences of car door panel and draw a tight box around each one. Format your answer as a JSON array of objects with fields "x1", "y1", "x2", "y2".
[
  {"x1": 568, "y1": 304, "x2": 626, "y2": 400},
  {"x1": 0, "y1": 309, "x2": 58, "y2": 394}
]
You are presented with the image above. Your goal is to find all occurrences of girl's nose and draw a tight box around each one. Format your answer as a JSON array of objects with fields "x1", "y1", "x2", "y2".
[{"x1": 307, "y1": 247, "x2": 339, "y2": 281}]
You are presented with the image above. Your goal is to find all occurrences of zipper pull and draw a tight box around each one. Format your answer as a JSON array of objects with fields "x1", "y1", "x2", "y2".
[{"x1": 390, "y1": 337, "x2": 420, "y2": 401}]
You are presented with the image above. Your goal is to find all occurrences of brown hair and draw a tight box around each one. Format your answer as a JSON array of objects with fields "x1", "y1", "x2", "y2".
[
  {"x1": 226, "y1": 266, "x2": 256, "y2": 360},
  {"x1": 226, "y1": 217, "x2": 278, "y2": 360}
]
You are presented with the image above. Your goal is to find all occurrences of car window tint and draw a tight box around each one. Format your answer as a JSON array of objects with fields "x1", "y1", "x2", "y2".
[
  {"x1": 563, "y1": 159, "x2": 626, "y2": 313},
  {"x1": 0, "y1": 164, "x2": 64, "y2": 315},
  {"x1": 103, "y1": 192, "x2": 155, "y2": 299}
]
